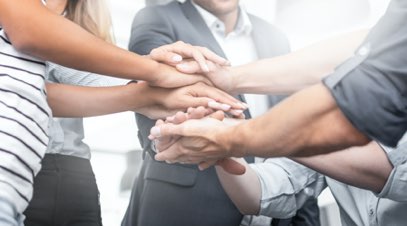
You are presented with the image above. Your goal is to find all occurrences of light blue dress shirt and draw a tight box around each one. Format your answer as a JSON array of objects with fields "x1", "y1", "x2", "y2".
[{"x1": 251, "y1": 135, "x2": 407, "y2": 226}]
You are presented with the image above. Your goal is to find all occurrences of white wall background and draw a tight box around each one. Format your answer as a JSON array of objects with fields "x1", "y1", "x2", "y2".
[{"x1": 85, "y1": 0, "x2": 391, "y2": 225}]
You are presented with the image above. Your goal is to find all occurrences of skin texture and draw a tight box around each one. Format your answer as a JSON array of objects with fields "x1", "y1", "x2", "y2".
[
  {"x1": 0, "y1": 0, "x2": 245, "y2": 119},
  {"x1": 155, "y1": 107, "x2": 392, "y2": 215},
  {"x1": 149, "y1": 30, "x2": 372, "y2": 169},
  {"x1": 0, "y1": 0, "x2": 230, "y2": 88},
  {"x1": 47, "y1": 82, "x2": 243, "y2": 119}
]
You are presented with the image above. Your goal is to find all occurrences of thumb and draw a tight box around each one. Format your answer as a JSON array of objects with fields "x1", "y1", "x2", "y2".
[
  {"x1": 150, "y1": 123, "x2": 186, "y2": 138},
  {"x1": 176, "y1": 61, "x2": 202, "y2": 74},
  {"x1": 150, "y1": 49, "x2": 183, "y2": 65}
]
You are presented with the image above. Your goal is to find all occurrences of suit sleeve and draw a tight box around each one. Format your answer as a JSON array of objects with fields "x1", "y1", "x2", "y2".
[
  {"x1": 128, "y1": 6, "x2": 176, "y2": 55},
  {"x1": 128, "y1": 6, "x2": 176, "y2": 152},
  {"x1": 323, "y1": 0, "x2": 407, "y2": 147}
]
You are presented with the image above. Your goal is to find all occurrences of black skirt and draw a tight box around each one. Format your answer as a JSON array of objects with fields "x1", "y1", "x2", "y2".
[{"x1": 24, "y1": 154, "x2": 102, "y2": 226}]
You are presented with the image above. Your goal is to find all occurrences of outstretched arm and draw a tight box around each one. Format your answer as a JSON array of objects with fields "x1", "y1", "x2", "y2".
[
  {"x1": 47, "y1": 82, "x2": 241, "y2": 119},
  {"x1": 293, "y1": 142, "x2": 392, "y2": 193},
  {"x1": 177, "y1": 30, "x2": 368, "y2": 94},
  {"x1": 152, "y1": 83, "x2": 369, "y2": 165},
  {"x1": 0, "y1": 0, "x2": 228, "y2": 88}
]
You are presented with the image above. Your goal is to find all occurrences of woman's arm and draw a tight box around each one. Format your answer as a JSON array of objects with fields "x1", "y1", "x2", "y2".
[
  {"x1": 0, "y1": 0, "x2": 227, "y2": 88},
  {"x1": 46, "y1": 82, "x2": 241, "y2": 119}
]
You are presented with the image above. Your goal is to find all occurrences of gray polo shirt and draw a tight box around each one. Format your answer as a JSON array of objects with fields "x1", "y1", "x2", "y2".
[
  {"x1": 46, "y1": 63, "x2": 129, "y2": 159},
  {"x1": 323, "y1": 0, "x2": 407, "y2": 147}
]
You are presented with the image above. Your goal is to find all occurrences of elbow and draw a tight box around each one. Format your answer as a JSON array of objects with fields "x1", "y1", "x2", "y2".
[
  {"x1": 7, "y1": 30, "x2": 40, "y2": 56},
  {"x1": 239, "y1": 207, "x2": 260, "y2": 216},
  {"x1": 11, "y1": 36, "x2": 37, "y2": 55}
]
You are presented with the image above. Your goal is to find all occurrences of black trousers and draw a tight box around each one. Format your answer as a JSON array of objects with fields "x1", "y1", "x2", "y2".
[{"x1": 24, "y1": 154, "x2": 102, "y2": 226}]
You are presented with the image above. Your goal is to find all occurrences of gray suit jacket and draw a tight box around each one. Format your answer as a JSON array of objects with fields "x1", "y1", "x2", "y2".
[{"x1": 122, "y1": 1, "x2": 315, "y2": 226}]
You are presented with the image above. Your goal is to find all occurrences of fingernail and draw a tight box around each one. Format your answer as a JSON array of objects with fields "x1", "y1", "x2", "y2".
[
  {"x1": 239, "y1": 103, "x2": 248, "y2": 109},
  {"x1": 177, "y1": 63, "x2": 189, "y2": 70},
  {"x1": 202, "y1": 64, "x2": 210, "y2": 72},
  {"x1": 231, "y1": 110, "x2": 243, "y2": 115},
  {"x1": 208, "y1": 101, "x2": 220, "y2": 109},
  {"x1": 172, "y1": 55, "x2": 182, "y2": 62},
  {"x1": 151, "y1": 127, "x2": 161, "y2": 137},
  {"x1": 221, "y1": 104, "x2": 231, "y2": 111}
]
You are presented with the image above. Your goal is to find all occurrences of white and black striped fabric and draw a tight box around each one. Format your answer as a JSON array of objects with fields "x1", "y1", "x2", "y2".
[{"x1": 0, "y1": 27, "x2": 51, "y2": 213}]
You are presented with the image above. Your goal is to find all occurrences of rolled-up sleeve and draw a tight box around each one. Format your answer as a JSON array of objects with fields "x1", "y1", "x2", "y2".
[
  {"x1": 377, "y1": 133, "x2": 407, "y2": 201},
  {"x1": 250, "y1": 158, "x2": 326, "y2": 218},
  {"x1": 323, "y1": 0, "x2": 407, "y2": 147}
]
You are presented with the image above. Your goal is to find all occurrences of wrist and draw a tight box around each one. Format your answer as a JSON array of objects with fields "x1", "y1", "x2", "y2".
[
  {"x1": 229, "y1": 66, "x2": 242, "y2": 95},
  {"x1": 140, "y1": 57, "x2": 161, "y2": 85},
  {"x1": 218, "y1": 122, "x2": 248, "y2": 158}
]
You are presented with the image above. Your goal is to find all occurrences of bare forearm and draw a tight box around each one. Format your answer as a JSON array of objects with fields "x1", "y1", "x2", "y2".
[
  {"x1": 293, "y1": 142, "x2": 392, "y2": 193},
  {"x1": 215, "y1": 159, "x2": 261, "y2": 215},
  {"x1": 231, "y1": 30, "x2": 368, "y2": 94},
  {"x1": 47, "y1": 82, "x2": 151, "y2": 117},
  {"x1": 1, "y1": 0, "x2": 157, "y2": 81},
  {"x1": 225, "y1": 83, "x2": 370, "y2": 158}
]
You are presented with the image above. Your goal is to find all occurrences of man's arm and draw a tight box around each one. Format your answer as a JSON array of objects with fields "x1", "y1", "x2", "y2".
[
  {"x1": 216, "y1": 157, "x2": 326, "y2": 218},
  {"x1": 177, "y1": 30, "x2": 368, "y2": 94},
  {"x1": 153, "y1": 83, "x2": 370, "y2": 165},
  {"x1": 293, "y1": 142, "x2": 392, "y2": 193}
]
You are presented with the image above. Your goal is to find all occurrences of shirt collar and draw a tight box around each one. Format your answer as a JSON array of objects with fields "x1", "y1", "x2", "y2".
[{"x1": 191, "y1": 1, "x2": 253, "y2": 37}]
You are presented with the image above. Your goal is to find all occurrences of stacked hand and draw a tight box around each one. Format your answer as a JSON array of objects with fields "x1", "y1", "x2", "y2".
[
  {"x1": 149, "y1": 106, "x2": 248, "y2": 175},
  {"x1": 138, "y1": 41, "x2": 243, "y2": 119}
]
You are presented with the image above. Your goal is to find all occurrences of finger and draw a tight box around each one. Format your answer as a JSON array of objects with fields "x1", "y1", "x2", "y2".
[
  {"x1": 208, "y1": 110, "x2": 225, "y2": 121},
  {"x1": 188, "y1": 106, "x2": 207, "y2": 119},
  {"x1": 190, "y1": 50, "x2": 210, "y2": 73},
  {"x1": 195, "y1": 46, "x2": 230, "y2": 66},
  {"x1": 163, "y1": 42, "x2": 210, "y2": 72},
  {"x1": 216, "y1": 158, "x2": 246, "y2": 175},
  {"x1": 184, "y1": 97, "x2": 223, "y2": 111},
  {"x1": 198, "y1": 160, "x2": 218, "y2": 171},
  {"x1": 149, "y1": 48, "x2": 183, "y2": 65},
  {"x1": 208, "y1": 101, "x2": 231, "y2": 111},
  {"x1": 154, "y1": 146, "x2": 184, "y2": 162},
  {"x1": 150, "y1": 123, "x2": 184, "y2": 138},
  {"x1": 149, "y1": 119, "x2": 165, "y2": 139},
  {"x1": 228, "y1": 109, "x2": 244, "y2": 118},
  {"x1": 176, "y1": 61, "x2": 202, "y2": 74},
  {"x1": 173, "y1": 111, "x2": 188, "y2": 124},
  {"x1": 200, "y1": 85, "x2": 245, "y2": 110}
]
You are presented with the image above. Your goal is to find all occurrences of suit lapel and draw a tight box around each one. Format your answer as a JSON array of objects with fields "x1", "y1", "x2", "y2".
[{"x1": 180, "y1": 0, "x2": 226, "y2": 58}]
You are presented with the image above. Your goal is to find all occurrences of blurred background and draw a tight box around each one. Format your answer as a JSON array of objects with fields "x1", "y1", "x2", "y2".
[{"x1": 85, "y1": 0, "x2": 391, "y2": 225}]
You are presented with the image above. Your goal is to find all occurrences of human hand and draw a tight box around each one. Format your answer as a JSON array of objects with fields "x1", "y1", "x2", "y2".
[
  {"x1": 136, "y1": 82, "x2": 246, "y2": 119},
  {"x1": 149, "y1": 106, "x2": 247, "y2": 174},
  {"x1": 175, "y1": 60, "x2": 236, "y2": 94},
  {"x1": 151, "y1": 107, "x2": 246, "y2": 175},
  {"x1": 148, "y1": 41, "x2": 230, "y2": 73},
  {"x1": 147, "y1": 41, "x2": 235, "y2": 91}
]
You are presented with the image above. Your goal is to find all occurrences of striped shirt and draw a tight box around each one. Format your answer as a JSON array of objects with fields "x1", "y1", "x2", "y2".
[{"x1": 0, "y1": 27, "x2": 51, "y2": 213}]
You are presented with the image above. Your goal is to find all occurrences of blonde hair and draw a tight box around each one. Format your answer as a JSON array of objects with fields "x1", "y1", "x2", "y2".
[{"x1": 65, "y1": 0, "x2": 114, "y2": 43}]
